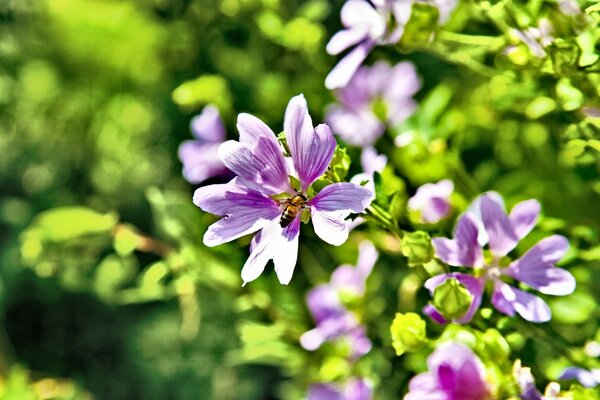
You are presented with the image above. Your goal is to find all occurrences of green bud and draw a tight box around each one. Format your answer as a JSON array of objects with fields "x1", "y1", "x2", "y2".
[
  {"x1": 401, "y1": 231, "x2": 433, "y2": 267},
  {"x1": 390, "y1": 312, "x2": 427, "y2": 356},
  {"x1": 431, "y1": 278, "x2": 472, "y2": 320},
  {"x1": 480, "y1": 329, "x2": 511, "y2": 361},
  {"x1": 399, "y1": 3, "x2": 439, "y2": 49}
]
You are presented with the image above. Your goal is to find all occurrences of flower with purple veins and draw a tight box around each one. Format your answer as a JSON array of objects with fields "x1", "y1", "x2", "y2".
[
  {"x1": 326, "y1": 60, "x2": 421, "y2": 147},
  {"x1": 178, "y1": 105, "x2": 231, "y2": 184},
  {"x1": 300, "y1": 241, "x2": 377, "y2": 357},
  {"x1": 424, "y1": 192, "x2": 575, "y2": 324},
  {"x1": 405, "y1": 342, "x2": 493, "y2": 400},
  {"x1": 559, "y1": 367, "x2": 600, "y2": 388},
  {"x1": 193, "y1": 95, "x2": 372, "y2": 285},
  {"x1": 408, "y1": 179, "x2": 454, "y2": 224},
  {"x1": 308, "y1": 378, "x2": 372, "y2": 400}
]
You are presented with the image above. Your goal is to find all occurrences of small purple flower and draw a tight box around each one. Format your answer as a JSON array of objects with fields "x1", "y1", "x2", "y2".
[
  {"x1": 193, "y1": 95, "x2": 372, "y2": 285},
  {"x1": 300, "y1": 241, "x2": 377, "y2": 357},
  {"x1": 559, "y1": 367, "x2": 600, "y2": 388},
  {"x1": 308, "y1": 379, "x2": 372, "y2": 400},
  {"x1": 425, "y1": 192, "x2": 575, "y2": 323},
  {"x1": 178, "y1": 105, "x2": 231, "y2": 184},
  {"x1": 514, "y1": 360, "x2": 561, "y2": 400},
  {"x1": 325, "y1": 0, "x2": 412, "y2": 89},
  {"x1": 511, "y1": 19, "x2": 553, "y2": 59},
  {"x1": 325, "y1": 0, "x2": 457, "y2": 89},
  {"x1": 326, "y1": 61, "x2": 421, "y2": 146},
  {"x1": 405, "y1": 342, "x2": 492, "y2": 400},
  {"x1": 408, "y1": 179, "x2": 454, "y2": 224}
]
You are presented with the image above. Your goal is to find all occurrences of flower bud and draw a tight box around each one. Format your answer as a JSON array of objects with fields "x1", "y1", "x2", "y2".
[
  {"x1": 431, "y1": 278, "x2": 472, "y2": 320},
  {"x1": 390, "y1": 312, "x2": 427, "y2": 356}
]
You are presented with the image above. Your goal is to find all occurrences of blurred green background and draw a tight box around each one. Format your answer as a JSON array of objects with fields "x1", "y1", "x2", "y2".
[{"x1": 1, "y1": 0, "x2": 600, "y2": 399}]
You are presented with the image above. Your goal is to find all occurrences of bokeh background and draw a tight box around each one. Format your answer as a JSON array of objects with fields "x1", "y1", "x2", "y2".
[{"x1": 2, "y1": 0, "x2": 600, "y2": 399}]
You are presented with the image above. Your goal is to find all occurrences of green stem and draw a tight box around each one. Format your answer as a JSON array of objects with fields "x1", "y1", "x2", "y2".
[
  {"x1": 437, "y1": 31, "x2": 504, "y2": 47},
  {"x1": 365, "y1": 204, "x2": 404, "y2": 238},
  {"x1": 426, "y1": 43, "x2": 500, "y2": 78}
]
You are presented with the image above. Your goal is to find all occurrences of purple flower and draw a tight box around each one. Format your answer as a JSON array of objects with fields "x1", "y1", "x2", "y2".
[
  {"x1": 300, "y1": 241, "x2": 377, "y2": 357},
  {"x1": 326, "y1": 61, "x2": 421, "y2": 146},
  {"x1": 425, "y1": 192, "x2": 575, "y2": 323},
  {"x1": 514, "y1": 360, "x2": 561, "y2": 400},
  {"x1": 408, "y1": 179, "x2": 454, "y2": 224},
  {"x1": 405, "y1": 342, "x2": 492, "y2": 400},
  {"x1": 325, "y1": 0, "x2": 412, "y2": 89},
  {"x1": 510, "y1": 19, "x2": 554, "y2": 59},
  {"x1": 308, "y1": 379, "x2": 372, "y2": 400},
  {"x1": 559, "y1": 367, "x2": 600, "y2": 388},
  {"x1": 178, "y1": 105, "x2": 231, "y2": 184},
  {"x1": 193, "y1": 95, "x2": 372, "y2": 285},
  {"x1": 325, "y1": 0, "x2": 458, "y2": 89}
]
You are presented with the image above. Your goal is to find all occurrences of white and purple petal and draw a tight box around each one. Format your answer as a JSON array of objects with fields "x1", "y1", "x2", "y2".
[
  {"x1": 190, "y1": 104, "x2": 226, "y2": 142},
  {"x1": 325, "y1": 40, "x2": 375, "y2": 90},
  {"x1": 178, "y1": 141, "x2": 228, "y2": 184},
  {"x1": 480, "y1": 193, "x2": 520, "y2": 257},
  {"x1": 310, "y1": 182, "x2": 373, "y2": 213},
  {"x1": 240, "y1": 218, "x2": 301, "y2": 285},
  {"x1": 193, "y1": 179, "x2": 281, "y2": 247},
  {"x1": 432, "y1": 213, "x2": 484, "y2": 267},
  {"x1": 559, "y1": 367, "x2": 600, "y2": 388},
  {"x1": 492, "y1": 281, "x2": 551, "y2": 323},
  {"x1": 285, "y1": 95, "x2": 336, "y2": 189},
  {"x1": 504, "y1": 235, "x2": 574, "y2": 295},
  {"x1": 508, "y1": 199, "x2": 541, "y2": 241}
]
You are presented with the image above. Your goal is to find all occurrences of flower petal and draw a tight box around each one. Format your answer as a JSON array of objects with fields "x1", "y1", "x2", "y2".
[
  {"x1": 273, "y1": 218, "x2": 301, "y2": 284},
  {"x1": 178, "y1": 141, "x2": 228, "y2": 184},
  {"x1": 422, "y1": 304, "x2": 448, "y2": 325},
  {"x1": 325, "y1": 40, "x2": 374, "y2": 90},
  {"x1": 191, "y1": 105, "x2": 226, "y2": 142},
  {"x1": 326, "y1": 27, "x2": 368, "y2": 55},
  {"x1": 193, "y1": 179, "x2": 280, "y2": 246},
  {"x1": 285, "y1": 95, "x2": 336, "y2": 189},
  {"x1": 432, "y1": 213, "x2": 484, "y2": 267},
  {"x1": 559, "y1": 367, "x2": 600, "y2": 388},
  {"x1": 480, "y1": 193, "x2": 519, "y2": 257},
  {"x1": 240, "y1": 219, "x2": 300, "y2": 285},
  {"x1": 310, "y1": 182, "x2": 373, "y2": 213},
  {"x1": 340, "y1": 0, "x2": 382, "y2": 29},
  {"x1": 218, "y1": 140, "x2": 291, "y2": 194},
  {"x1": 311, "y1": 209, "x2": 350, "y2": 246},
  {"x1": 492, "y1": 281, "x2": 551, "y2": 322},
  {"x1": 509, "y1": 199, "x2": 541, "y2": 240},
  {"x1": 505, "y1": 235, "x2": 574, "y2": 295},
  {"x1": 231, "y1": 114, "x2": 292, "y2": 192}
]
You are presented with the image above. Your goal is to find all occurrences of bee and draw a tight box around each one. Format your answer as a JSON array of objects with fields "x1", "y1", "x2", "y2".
[{"x1": 280, "y1": 192, "x2": 308, "y2": 228}]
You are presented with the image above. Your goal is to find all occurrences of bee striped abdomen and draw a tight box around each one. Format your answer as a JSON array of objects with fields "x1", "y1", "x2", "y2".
[{"x1": 279, "y1": 192, "x2": 307, "y2": 228}]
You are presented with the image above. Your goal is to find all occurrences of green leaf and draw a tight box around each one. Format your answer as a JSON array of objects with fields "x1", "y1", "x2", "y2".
[
  {"x1": 171, "y1": 75, "x2": 232, "y2": 112},
  {"x1": 27, "y1": 206, "x2": 118, "y2": 242}
]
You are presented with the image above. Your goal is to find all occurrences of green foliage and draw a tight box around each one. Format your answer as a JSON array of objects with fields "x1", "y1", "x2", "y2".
[{"x1": 3, "y1": 0, "x2": 600, "y2": 398}]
